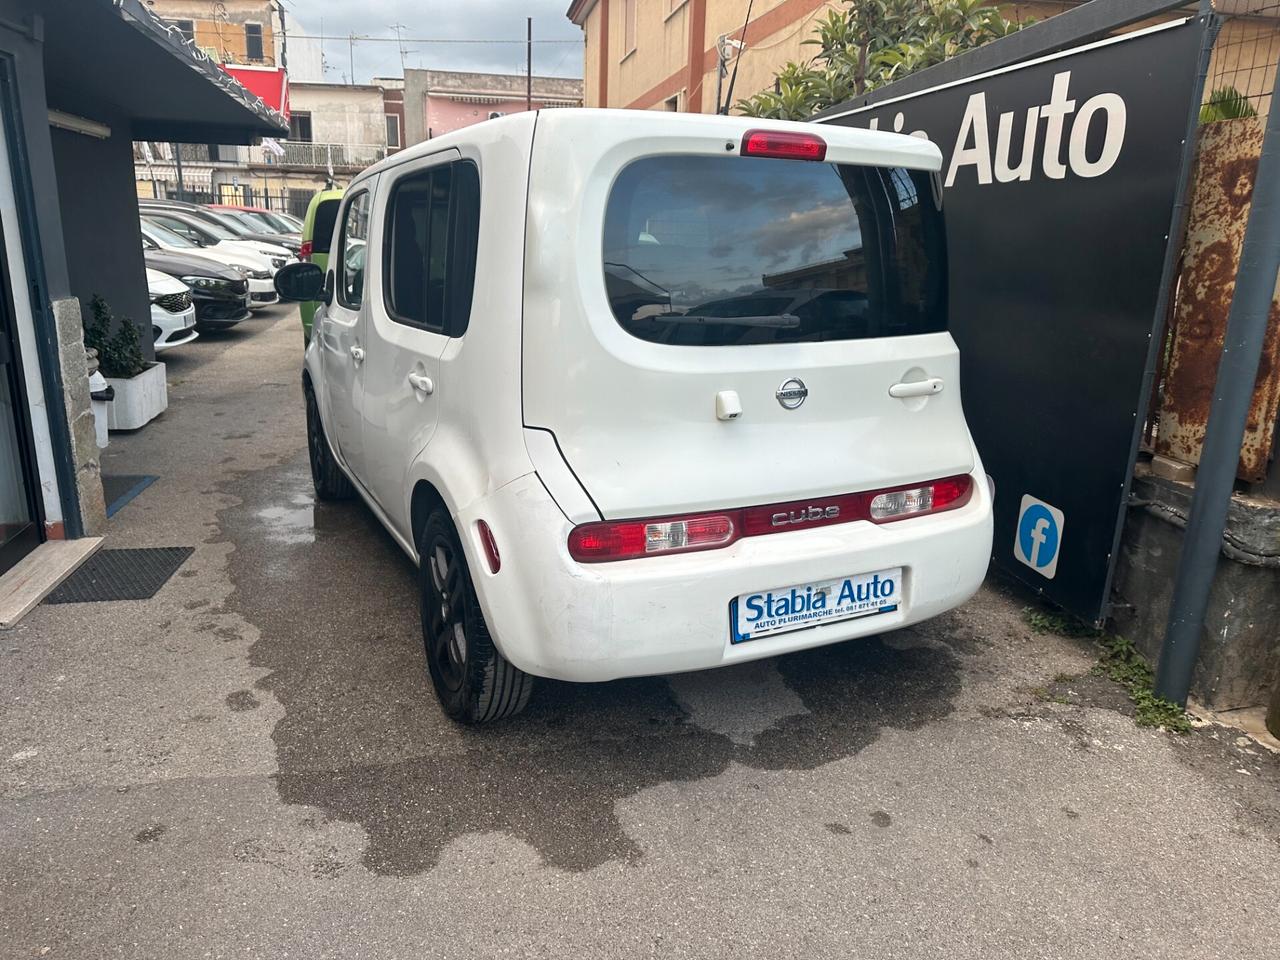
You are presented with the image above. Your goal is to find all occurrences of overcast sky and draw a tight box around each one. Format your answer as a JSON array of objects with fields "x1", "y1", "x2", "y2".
[{"x1": 283, "y1": 0, "x2": 585, "y2": 83}]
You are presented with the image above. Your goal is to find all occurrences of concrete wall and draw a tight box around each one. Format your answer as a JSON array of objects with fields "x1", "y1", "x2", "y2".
[
  {"x1": 288, "y1": 84, "x2": 386, "y2": 145},
  {"x1": 424, "y1": 98, "x2": 565, "y2": 139},
  {"x1": 49, "y1": 117, "x2": 153, "y2": 362},
  {"x1": 1113, "y1": 472, "x2": 1280, "y2": 711}
]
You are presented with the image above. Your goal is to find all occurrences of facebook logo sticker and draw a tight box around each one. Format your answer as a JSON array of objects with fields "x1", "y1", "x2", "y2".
[{"x1": 1014, "y1": 495, "x2": 1065, "y2": 579}]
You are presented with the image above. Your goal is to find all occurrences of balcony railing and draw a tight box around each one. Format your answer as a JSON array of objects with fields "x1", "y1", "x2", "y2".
[
  {"x1": 134, "y1": 140, "x2": 387, "y2": 171},
  {"x1": 253, "y1": 141, "x2": 388, "y2": 168}
]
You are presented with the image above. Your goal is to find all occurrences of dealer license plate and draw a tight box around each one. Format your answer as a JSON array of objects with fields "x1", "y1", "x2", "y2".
[{"x1": 730, "y1": 567, "x2": 902, "y2": 644}]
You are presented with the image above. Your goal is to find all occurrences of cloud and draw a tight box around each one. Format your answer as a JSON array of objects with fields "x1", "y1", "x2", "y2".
[
  {"x1": 286, "y1": 0, "x2": 584, "y2": 82},
  {"x1": 750, "y1": 204, "x2": 860, "y2": 267}
]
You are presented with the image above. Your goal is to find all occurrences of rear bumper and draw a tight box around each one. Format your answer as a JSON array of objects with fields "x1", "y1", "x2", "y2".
[{"x1": 458, "y1": 467, "x2": 994, "y2": 683}]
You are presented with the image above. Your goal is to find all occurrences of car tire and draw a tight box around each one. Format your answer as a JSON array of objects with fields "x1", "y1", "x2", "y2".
[
  {"x1": 418, "y1": 509, "x2": 533, "y2": 723},
  {"x1": 305, "y1": 384, "x2": 354, "y2": 501}
]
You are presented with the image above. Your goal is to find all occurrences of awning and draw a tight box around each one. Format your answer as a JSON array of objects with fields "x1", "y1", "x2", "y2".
[
  {"x1": 42, "y1": 0, "x2": 288, "y2": 145},
  {"x1": 222, "y1": 65, "x2": 291, "y2": 122}
]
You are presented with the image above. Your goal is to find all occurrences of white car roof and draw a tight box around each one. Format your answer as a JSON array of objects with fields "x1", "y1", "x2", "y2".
[{"x1": 348, "y1": 107, "x2": 942, "y2": 192}]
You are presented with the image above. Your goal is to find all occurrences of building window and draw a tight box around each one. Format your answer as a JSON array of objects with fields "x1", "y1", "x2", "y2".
[
  {"x1": 244, "y1": 22, "x2": 264, "y2": 62},
  {"x1": 623, "y1": 0, "x2": 637, "y2": 58},
  {"x1": 663, "y1": 94, "x2": 680, "y2": 112},
  {"x1": 385, "y1": 114, "x2": 401, "y2": 149},
  {"x1": 288, "y1": 111, "x2": 312, "y2": 143},
  {"x1": 166, "y1": 19, "x2": 195, "y2": 42}
]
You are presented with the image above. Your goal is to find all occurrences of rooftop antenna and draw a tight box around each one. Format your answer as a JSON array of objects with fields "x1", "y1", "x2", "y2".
[{"x1": 390, "y1": 22, "x2": 408, "y2": 76}]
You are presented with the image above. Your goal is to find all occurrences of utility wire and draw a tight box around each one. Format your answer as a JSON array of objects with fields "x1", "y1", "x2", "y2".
[{"x1": 283, "y1": 34, "x2": 582, "y2": 44}]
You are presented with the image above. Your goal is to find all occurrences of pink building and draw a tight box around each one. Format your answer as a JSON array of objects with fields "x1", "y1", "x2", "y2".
[{"x1": 401, "y1": 69, "x2": 583, "y2": 146}]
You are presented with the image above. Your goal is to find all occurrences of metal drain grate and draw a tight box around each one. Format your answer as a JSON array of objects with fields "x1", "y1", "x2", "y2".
[
  {"x1": 44, "y1": 547, "x2": 194, "y2": 603},
  {"x1": 102, "y1": 475, "x2": 157, "y2": 518}
]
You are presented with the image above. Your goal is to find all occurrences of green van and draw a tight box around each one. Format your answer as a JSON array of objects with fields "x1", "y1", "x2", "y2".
[{"x1": 298, "y1": 188, "x2": 344, "y2": 343}]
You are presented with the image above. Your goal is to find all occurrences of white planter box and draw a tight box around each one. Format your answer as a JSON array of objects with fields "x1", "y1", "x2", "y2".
[{"x1": 106, "y1": 361, "x2": 168, "y2": 431}]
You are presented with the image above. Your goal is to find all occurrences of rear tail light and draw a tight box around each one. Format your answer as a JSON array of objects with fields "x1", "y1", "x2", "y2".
[
  {"x1": 568, "y1": 513, "x2": 737, "y2": 563},
  {"x1": 568, "y1": 475, "x2": 973, "y2": 562},
  {"x1": 741, "y1": 129, "x2": 827, "y2": 161},
  {"x1": 298, "y1": 240, "x2": 313, "y2": 261}
]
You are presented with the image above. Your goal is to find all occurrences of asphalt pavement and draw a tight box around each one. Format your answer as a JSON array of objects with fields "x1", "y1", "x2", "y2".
[{"x1": 1, "y1": 305, "x2": 1277, "y2": 959}]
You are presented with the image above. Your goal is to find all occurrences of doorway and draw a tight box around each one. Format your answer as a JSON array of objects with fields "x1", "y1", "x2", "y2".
[{"x1": 0, "y1": 220, "x2": 42, "y2": 576}]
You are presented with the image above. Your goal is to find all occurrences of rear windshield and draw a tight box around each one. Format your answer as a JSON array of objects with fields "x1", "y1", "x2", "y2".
[
  {"x1": 602, "y1": 155, "x2": 946, "y2": 346},
  {"x1": 311, "y1": 199, "x2": 341, "y2": 255}
]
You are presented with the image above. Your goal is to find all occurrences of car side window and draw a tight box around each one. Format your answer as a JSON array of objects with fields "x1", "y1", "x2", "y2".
[
  {"x1": 154, "y1": 216, "x2": 205, "y2": 245},
  {"x1": 383, "y1": 159, "x2": 480, "y2": 335},
  {"x1": 337, "y1": 191, "x2": 371, "y2": 309}
]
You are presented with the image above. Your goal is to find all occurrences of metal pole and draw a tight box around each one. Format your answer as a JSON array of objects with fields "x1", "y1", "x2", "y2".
[
  {"x1": 172, "y1": 143, "x2": 185, "y2": 201},
  {"x1": 1155, "y1": 64, "x2": 1280, "y2": 706},
  {"x1": 348, "y1": 34, "x2": 355, "y2": 85},
  {"x1": 526, "y1": 17, "x2": 533, "y2": 112},
  {"x1": 715, "y1": 36, "x2": 726, "y2": 115}
]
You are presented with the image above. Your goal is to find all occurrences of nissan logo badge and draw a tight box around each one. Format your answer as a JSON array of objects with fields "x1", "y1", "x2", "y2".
[{"x1": 776, "y1": 378, "x2": 808, "y2": 410}]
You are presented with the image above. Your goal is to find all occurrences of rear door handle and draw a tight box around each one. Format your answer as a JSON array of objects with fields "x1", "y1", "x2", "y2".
[
  {"x1": 349, "y1": 344, "x2": 365, "y2": 364},
  {"x1": 889, "y1": 377, "x2": 944, "y2": 399},
  {"x1": 408, "y1": 371, "x2": 434, "y2": 395}
]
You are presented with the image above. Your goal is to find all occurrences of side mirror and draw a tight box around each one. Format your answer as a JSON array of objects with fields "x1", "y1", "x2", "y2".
[{"x1": 274, "y1": 261, "x2": 325, "y2": 302}]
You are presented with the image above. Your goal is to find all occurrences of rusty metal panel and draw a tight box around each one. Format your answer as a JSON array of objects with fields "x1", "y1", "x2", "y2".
[{"x1": 1156, "y1": 117, "x2": 1280, "y2": 482}]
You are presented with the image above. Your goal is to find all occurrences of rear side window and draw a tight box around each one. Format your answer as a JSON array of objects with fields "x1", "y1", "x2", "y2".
[
  {"x1": 310, "y1": 199, "x2": 340, "y2": 255},
  {"x1": 602, "y1": 155, "x2": 946, "y2": 346},
  {"x1": 383, "y1": 159, "x2": 480, "y2": 335}
]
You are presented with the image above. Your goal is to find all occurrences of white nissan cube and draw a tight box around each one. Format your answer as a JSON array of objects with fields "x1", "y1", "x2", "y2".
[{"x1": 274, "y1": 110, "x2": 993, "y2": 723}]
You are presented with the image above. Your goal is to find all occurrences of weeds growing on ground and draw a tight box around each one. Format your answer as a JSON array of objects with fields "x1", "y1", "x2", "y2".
[
  {"x1": 1023, "y1": 607, "x2": 1102, "y2": 638},
  {"x1": 1021, "y1": 607, "x2": 1192, "y2": 734},
  {"x1": 1093, "y1": 635, "x2": 1192, "y2": 733}
]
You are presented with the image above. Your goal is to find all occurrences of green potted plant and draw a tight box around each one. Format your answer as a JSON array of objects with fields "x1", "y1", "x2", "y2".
[{"x1": 84, "y1": 295, "x2": 168, "y2": 430}]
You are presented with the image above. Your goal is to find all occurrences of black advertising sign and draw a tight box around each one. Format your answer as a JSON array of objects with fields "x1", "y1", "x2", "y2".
[{"x1": 820, "y1": 18, "x2": 1207, "y2": 622}]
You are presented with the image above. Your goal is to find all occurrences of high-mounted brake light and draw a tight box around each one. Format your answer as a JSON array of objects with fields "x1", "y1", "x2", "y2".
[
  {"x1": 568, "y1": 475, "x2": 973, "y2": 562},
  {"x1": 298, "y1": 240, "x2": 313, "y2": 261},
  {"x1": 741, "y1": 129, "x2": 827, "y2": 162}
]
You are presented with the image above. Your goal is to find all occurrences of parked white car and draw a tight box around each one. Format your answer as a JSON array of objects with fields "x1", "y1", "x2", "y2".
[
  {"x1": 146, "y1": 268, "x2": 197, "y2": 352},
  {"x1": 139, "y1": 219, "x2": 278, "y2": 308},
  {"x1": 274, "y1": 110, "x2": 994, "y2": 723},
  {"x1": 141, "y1": 207, "x2": 293, "y2": 268}
]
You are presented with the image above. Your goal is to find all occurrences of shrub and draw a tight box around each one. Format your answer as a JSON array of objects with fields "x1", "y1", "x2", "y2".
[{"x1": 84, "y1": 295, "x2": 147, "y2": 379}]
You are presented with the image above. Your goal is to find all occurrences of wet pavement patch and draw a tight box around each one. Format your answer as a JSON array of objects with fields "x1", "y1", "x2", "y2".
[{"x1": 219, "y1": 454, "x2": 964, "y2": 878}]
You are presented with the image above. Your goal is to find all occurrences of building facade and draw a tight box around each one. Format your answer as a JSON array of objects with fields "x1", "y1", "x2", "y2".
[
  {"x1": 401, "y1": 70, "x2": 584, "y2": 146},
  {"x1": 568, "y1": 1, "x2": 1279, "y2": 115},
  {"x1": 143, "y1": 0, "x2": 323, "y2": 80},
  {"x1": 136, "y1": 81, "x2": 389, "y2": 214}
]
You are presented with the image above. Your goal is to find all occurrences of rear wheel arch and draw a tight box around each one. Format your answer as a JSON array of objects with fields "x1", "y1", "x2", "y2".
[{"x1": 410, "y1": 480, "x2": 448, "y2": 555}]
